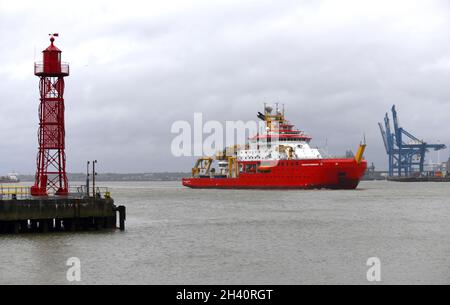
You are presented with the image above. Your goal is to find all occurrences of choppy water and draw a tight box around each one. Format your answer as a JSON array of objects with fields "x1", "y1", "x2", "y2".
[{"x1": 0, "y1": 181, "x2": 449, "y2": 284}]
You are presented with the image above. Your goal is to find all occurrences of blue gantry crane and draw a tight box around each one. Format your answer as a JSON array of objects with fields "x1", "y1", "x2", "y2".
[{"x1": 378, "y1": 105, "x2": 446, "y2": 177}]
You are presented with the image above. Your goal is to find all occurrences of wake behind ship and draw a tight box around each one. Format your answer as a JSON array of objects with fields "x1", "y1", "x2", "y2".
[{"x1": 183, "y1": 105, "x2": 367, "y2": 190}]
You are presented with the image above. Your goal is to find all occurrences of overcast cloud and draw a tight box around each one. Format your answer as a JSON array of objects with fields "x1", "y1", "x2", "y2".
[{"x1": 1, "y1": 0, "x2": 449, "y2": 174}]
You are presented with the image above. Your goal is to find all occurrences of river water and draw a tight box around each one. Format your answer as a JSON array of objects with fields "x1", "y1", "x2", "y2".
[{"x1": 0, "y1": 181, "x2": 449, "y2": 284}]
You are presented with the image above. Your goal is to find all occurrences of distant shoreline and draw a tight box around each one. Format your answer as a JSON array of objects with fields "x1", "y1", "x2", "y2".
[{"x1": 18, "y1": 172, "x2": 190, "y2": 182}]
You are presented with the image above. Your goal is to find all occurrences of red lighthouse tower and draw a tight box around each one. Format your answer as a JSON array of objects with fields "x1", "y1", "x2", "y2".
[{"x1": 31, "y1": 34, "x2": 69, "y2": 196}]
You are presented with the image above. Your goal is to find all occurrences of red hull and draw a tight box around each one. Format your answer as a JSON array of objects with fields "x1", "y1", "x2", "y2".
[{"x1": 183, "y1": 159, "x2": 367, "y2": 190}]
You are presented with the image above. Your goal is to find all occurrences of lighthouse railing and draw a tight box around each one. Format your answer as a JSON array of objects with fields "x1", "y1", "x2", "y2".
[{"x1": 34, "y1": 62, "x2": 70, "y2": 76}]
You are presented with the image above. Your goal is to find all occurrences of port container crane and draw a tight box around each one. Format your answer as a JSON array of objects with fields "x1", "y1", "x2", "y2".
[{"x1": 378, "y1": 105, "x2": 446, "y2": 177}]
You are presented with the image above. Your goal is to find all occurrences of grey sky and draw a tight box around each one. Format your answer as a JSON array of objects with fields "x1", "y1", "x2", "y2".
[{"x1": 1, "y1": 0, "x2": 449, "y2": 174}]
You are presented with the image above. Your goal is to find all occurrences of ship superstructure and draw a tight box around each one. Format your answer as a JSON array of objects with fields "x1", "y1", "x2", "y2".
[{"x1": 239, "y1": 104, "x2": 321, "y2": 162}]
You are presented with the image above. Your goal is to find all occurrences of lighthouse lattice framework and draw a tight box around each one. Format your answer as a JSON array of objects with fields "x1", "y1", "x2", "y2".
[{"x1": 31, "y1": 34, "x2": 69, "y2": 196}]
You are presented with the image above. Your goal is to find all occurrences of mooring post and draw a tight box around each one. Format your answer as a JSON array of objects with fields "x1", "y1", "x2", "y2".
[
  {"x1": 30, "y1": 220, "x2": 38, "y2": 232},
  {"x1": 20, "y1": 221, "x2": 28, "y2": 233},
  {"x1": 118, "y1": 205, "x2": 126, "y2": 231},
  {"x1": 12, "y1": 222, "x2": 20, "y2": 234},
  {"x1": 41, "y1": 220, "x2": 49, "y2": 233},
  {"x1": 55, "y1": 219, "x2": 62, "y2": 231}
]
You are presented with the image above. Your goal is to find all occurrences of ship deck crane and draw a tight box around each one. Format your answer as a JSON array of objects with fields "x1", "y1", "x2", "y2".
[{"x1": 378, "y1": 105, "x2": 446, "y2": 177}]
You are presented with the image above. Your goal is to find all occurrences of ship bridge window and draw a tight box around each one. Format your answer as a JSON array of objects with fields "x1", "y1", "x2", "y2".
[{"x1": 245, "y1": 164, "x2": 257, "y2": 173}]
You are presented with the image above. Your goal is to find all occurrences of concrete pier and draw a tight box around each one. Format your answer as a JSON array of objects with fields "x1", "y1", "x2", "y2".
[{"x1": 0, "y1": 196, "x2": 126, "y2": 234}]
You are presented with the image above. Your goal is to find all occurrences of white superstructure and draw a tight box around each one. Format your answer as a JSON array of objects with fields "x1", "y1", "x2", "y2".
[{"x1": 237, "y1": 104, "x2": 322, "y2": 162}]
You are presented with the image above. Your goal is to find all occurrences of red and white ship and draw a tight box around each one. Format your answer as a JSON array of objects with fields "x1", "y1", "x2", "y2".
[{"x1": 183, "y1": 105, "x2": 367, "y2": 189}]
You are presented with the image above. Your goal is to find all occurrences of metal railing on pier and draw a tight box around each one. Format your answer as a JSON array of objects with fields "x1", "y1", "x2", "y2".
[
  {"x1": 0, "y1": 186, "x2": 31, "y2": 200},
  {"x1": 0, "y1": 185, "x2": 111, "y2": 200},
  {"x1": 70, "y1": 185, "x2": 111, "y2": 199}
]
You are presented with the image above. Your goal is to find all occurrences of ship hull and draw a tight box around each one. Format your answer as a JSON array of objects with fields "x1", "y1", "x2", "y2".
[{"x1": 182, "y1": 159, "x2": 367, "y2": 190}]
